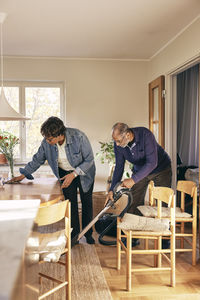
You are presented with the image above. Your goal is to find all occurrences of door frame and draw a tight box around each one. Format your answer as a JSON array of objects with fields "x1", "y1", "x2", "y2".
[
  {"x1": 149, "y1": 75, "x2": 165, "y2": 148},
  {"x1": 165, "y1": 54, "x2": 200, "y2": 189}
]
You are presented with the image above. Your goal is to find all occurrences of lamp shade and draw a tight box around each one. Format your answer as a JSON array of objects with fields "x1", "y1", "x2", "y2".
[
  {"x1": 0, "y1": 88, "x2": 30, "y2": 120},
  {"x1": 0, "y1": 12, "x2": 30, "y2": 121}
]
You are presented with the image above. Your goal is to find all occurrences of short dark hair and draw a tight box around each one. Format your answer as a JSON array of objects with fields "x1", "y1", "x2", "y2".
[
  {"x1": 40, "y1": 116, "x2": 66, "y2": 137},
  {"x1": 112, "y1": 122, "x2": 131, "y2": 136}
]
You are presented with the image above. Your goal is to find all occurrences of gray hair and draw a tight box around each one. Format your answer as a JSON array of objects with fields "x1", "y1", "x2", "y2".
[{"x1": 112, "y1": 122, "x2": 130, "y2": 136}]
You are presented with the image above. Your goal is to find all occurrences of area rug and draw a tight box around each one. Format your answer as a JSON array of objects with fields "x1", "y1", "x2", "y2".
[
  {"x1": 71, "y1": 244, "x2": 113, "y2": 300},
  {"x1": 39, "y1": 243, "x2": 112, "y2": 300}
]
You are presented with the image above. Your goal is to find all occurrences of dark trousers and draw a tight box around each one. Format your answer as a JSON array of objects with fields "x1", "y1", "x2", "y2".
[
  {"x1": 59, "y1": 168, "x2": 94, "y2": 239},
  {"x1": 129, "y1": 166, "x2": 172, "y2": 215}
]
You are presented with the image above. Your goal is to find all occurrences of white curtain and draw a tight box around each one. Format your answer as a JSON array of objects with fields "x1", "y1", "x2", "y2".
[{"x1": 177, "y1": 64, "x2": 199, "y2": 166}]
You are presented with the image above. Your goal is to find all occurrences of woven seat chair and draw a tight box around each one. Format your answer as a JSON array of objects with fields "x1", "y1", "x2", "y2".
[
  {"x1": 116, "y1": 182, "x2": 175, "y2": 291},
  {"x1": 138, "y1": 180, "x2": 198, "y2": 265},
  {"x1": 176, "y1": 180, "x2": 197, "y2": 266},
  {"x1": 26, "y1": 199, "x2": 71, "y2": 300}
]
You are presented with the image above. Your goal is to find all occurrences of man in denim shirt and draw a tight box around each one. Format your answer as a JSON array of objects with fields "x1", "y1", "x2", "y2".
[
  {"x1": 10, "y1": 116, "x2": 96, "y2": 244},
  {"x1": 106, "y1": 122, "x2": 172, "y2": 216}
]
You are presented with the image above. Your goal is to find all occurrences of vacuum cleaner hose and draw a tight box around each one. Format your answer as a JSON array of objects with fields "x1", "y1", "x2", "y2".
[{"x1": 98, "y1": 191, "x2": 133, "y2": 245}]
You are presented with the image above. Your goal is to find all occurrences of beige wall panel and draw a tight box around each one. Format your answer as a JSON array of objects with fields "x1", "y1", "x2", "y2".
[{"x1": 4, "y1": 58, "x2": 148, "y2": 188}]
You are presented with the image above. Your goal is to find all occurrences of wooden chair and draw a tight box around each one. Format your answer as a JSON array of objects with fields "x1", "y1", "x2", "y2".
[
  {"x1": 31, "y1": 200, "x2": 71, "y2": 300},
  {"x1": 117, "y1": 182, "x2": 175, "y2": 291},
  {"x1": 138, "y1": 180, "x2": 198, "y2": 266},
  {"x1": 176, "y1": 180, "x2": 197, "y2": 266},
  {"x1": 39, "y1": 195, "x2": 63, "y2": 207}
]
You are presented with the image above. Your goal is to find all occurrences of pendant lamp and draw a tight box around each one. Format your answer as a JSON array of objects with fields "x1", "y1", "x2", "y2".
[{"x1": 0, "y1": 12, "x2": 30, "y2": 120}]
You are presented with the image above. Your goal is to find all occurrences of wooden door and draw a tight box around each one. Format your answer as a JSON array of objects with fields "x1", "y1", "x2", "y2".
[{"x1": 149, "y1": 75, "x2": 165, "y2": 148}]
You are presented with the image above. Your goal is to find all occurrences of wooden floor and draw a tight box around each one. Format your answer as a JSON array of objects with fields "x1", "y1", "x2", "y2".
[{"x1": 94, "y1": 233, "x2": 200, "y2": 300}]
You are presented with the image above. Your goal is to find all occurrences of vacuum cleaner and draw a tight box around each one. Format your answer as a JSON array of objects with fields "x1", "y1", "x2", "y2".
[{"x1": 71, "y1": 182, "x2": 133, "y2": 247}]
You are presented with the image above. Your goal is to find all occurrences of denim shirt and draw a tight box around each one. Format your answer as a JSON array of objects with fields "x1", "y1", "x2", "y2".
[
  {"x1": 20, "y1": 128, "x2": 96, "y2": 193},
  {"x1": 110, "y1": 127, "x2": 171, "y2": 191}
]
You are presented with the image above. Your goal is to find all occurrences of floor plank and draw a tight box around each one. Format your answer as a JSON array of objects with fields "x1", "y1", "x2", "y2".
[{"x1": 94, "y1": 233, "x2": 200, "y2": 299}]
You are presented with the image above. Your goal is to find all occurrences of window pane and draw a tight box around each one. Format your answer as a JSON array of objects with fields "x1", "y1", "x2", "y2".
[
  {"x1": 25, "y1": 87, "x2": 60, "y2": 158},
  {"x1": 153, "y1": 87, "x2": 159, "y2": 120},
  {"x1": 153, "y1": 123, "x2": 159, "y2": 142},
  {"x1": 0, "y1": 87, "x2": 20, "y2": 157}
]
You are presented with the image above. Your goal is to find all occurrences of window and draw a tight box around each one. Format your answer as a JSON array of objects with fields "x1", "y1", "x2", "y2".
[{"x1": 1, "y1": 82, "x2": 64, "y2": 162}]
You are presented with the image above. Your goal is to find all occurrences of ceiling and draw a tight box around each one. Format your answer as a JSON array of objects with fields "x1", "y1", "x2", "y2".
[{"x1": 1, "y1": 0, "x2": 200, "y2": 60}]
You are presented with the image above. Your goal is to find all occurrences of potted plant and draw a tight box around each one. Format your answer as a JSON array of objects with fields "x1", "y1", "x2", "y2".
[
  {"x1": 0, "y1": 153, "x2": 8, "y2": 164},
  {"x1": 95, "y1": 141, "x2": 116, "y2": 192},
  {"x1": 0, "y1": 130, "x2": 19, "y2": 178}
]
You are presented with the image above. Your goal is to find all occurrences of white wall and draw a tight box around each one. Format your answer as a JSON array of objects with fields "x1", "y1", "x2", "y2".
[
  {"x1": 4, "y1": 57, "x2": 148, "y2": 189},
  {"x1": 148, "y1": 16, "x2": 200, "y2": 150},
  {"x1": 148, "y1": 17, "x2": 200, "y2": 80}
]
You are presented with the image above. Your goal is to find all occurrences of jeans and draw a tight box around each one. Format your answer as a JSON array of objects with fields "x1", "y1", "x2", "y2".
[
  {"x1": 128, "y1": 166, "x2": 172, "y2": 215},
  {"x1": 59, "y1": 168, "x2": 94, "y2": 239}
]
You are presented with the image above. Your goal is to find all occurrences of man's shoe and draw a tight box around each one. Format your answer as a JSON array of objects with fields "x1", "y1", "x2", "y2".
[
  {"x1": 122, "y1": 238, "x2": 140, "y2": 248},
  {"x1": 162, "y1": 239, "x2": 170, "y2": 249},
  {"x1": 86, "y1": 236, "x2": 95, "y2": 244}
]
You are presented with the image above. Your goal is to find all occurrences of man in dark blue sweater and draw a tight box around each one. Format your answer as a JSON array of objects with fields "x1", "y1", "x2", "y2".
[{"x1": 106, "y1": 122, "x2": 172, "y2": 216}]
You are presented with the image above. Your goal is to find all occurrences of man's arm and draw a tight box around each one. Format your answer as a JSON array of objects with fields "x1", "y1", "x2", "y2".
[{"x1": 109, "y1": 143, "x2": 125, "y2": 191}]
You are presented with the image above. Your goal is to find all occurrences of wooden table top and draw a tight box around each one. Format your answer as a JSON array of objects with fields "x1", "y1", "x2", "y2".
[{"x1": 0, "y1": 176, "x2": 63, "y2": 203}]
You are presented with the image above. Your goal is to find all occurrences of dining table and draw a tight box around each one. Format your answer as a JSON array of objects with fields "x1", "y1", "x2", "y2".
[{"x1": 0, "y1": 175, "x2": 63, "y2": 300}]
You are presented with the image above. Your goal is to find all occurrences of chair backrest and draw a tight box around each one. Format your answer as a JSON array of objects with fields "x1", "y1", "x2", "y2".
[
  {"x1": 35, "y1": 200, "x2": 70, "y2": 226},
  {"x1": 177, "y1": 180, "x2": 197, "y2": 197},
  {"x1": 39, "y1": 195, "x2": 63, "y2": 207},
  {"x1": 149, "y1": 181, "x2": 175, "y2": 219},
  {"x1": 149, "y1": 181, "x2": 174, "y2": 206},
  {"x1": 177, "y1": 180, "x2": 197, "y2": 215}
]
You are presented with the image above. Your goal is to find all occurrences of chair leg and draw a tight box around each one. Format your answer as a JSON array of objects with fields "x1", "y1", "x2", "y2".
[
  {"x1": 65, "y1": 251, "x2": 71, "y2": 300},
  {"x1": 145, "y1": 238, "x2": 149, "y2": 250},
  {"x1": 192, "y1": 220, "x2": 197, "y2": 266},
  {"x1": 154, "y1": 239, "x2": 158, "y2": 267},
  {"x1": 158, "y1": 237, "x2": 162, "y2": 268},
  {"x1": 117, "y1": 219, "x2": 121, "y2": 270},
  {"x1": 180, "y1": 222, "x2": 184, "y2": 248},
  {"x1": 65, "y1": 230, "x2": 71, "y2": 300},
  {"x1": 126, "y1": 231, "x2": 132, "y2": 291},
  {"x1": 171, "y1": 229, "x2": 176, "y2": 287},
  {"x1": 199, "y1": 199, "x2": 200, "y2": 258}
]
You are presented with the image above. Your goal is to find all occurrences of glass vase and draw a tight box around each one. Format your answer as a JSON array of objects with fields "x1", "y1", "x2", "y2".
[{"x1": 7, "y1": 156, "x2": 14, "y2": 179}]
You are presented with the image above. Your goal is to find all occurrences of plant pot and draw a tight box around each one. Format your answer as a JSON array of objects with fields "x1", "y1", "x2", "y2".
[{"x1": 0, "y1": 154, "x2": 8, "y2": 164}]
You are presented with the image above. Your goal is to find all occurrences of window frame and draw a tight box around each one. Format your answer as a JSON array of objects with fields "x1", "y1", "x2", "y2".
[{"x1": 3, "y1": 81, "x2": 65, "y2": 163}]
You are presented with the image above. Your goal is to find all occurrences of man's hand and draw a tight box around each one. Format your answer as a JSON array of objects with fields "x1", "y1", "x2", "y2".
[
  {"x1": 121, "y1": 178, "x2": 135, "y2": 189},
  {"x1": 104, "y1": 191, "x2": 114, "y2": 207},
  {"x1": 61, "y1": 173, "x2": 76, "y2": 189},
  {"x1": 5, "y1": 174, "x2": 25, "y2": 184}
]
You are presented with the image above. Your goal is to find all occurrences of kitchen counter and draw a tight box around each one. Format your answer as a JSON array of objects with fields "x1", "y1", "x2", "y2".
[
  {"x1": 0, "y1": 200, "x2": 40, "y2": 300},
  {"x1": 0, "y1": 176, "x2": 63, "y2": 300}
]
